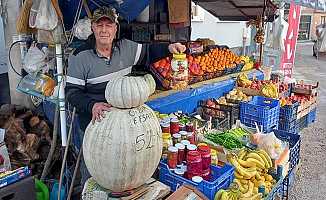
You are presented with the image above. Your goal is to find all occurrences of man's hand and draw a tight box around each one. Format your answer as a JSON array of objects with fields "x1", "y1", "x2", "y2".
[
  {"x1": 92, "y1": 102, "x2": 111, "y2": 124},
  {"x1": 168, "y1": 43, "x2": 187, "y2": 54}
]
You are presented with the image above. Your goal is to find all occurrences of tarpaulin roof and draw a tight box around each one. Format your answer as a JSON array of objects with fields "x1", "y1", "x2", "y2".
[
  {"x1": 59, "y1": 0, "x2": 150, "y2": 30},
  {"x1": 193, "y1": 0, "x2": 278, "y2": 21}
]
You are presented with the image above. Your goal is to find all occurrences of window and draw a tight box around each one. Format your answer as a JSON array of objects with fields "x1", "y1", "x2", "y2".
[
  {"x1": 298, "y1": 15, "x2": 312, "y2": 40},
  {"x1": 321, "y1": 16, "x2": 326, "y2": 24},
  {"x1": 191, "y1": 4, "x2": 204, "y2": 22}
]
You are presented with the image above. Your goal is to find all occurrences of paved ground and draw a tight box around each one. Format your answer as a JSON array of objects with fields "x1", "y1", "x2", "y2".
[{"x1": 288, "y1": 43, "x2": 326, "y2": 200}]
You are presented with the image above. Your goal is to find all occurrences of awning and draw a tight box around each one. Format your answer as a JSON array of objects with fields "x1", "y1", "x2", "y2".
[{"x1": 193, "y1": 0, "x2": 278, "y2": 21}]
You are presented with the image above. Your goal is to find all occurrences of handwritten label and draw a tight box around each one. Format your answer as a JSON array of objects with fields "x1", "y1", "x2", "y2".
[{"x1": 135, "y1": 129, "x2": 160, "y2": 152}]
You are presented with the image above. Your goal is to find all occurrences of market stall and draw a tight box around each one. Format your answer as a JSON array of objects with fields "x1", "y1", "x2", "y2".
[{"x1": 0, "y1": 0, "x2": 320, "y2": 200}]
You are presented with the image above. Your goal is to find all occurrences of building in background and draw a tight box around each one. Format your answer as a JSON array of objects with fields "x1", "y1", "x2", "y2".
[{"x1": 190, "y1": 4, "x2": 251, "y2": 49}]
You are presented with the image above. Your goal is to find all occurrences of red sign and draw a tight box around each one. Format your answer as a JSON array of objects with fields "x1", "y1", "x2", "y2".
[{"x1": 280, "y1": 2, "x2": 301, "y2": 78}]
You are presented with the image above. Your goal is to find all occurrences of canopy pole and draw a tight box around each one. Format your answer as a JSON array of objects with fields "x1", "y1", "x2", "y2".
[
  {"x1": 259, "y1": 0, "x2": 267, "y2": 67},
  {"x1": 56, "y1": 43, "x2": 67, "y2": 146}
]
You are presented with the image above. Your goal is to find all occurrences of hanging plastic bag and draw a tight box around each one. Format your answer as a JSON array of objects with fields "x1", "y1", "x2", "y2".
[
  {"x1": 29, "y1": 0, "x2": 41, "y2": 28},
  {"x1": 34, "y1": 0, "x2": 58, "y2": 31},
  {"x1": 23, "y1": 45, "x2": 47, "y2": 74},
  {"x1": 74, "y1": 18, "x2": 92, "y2": 40}
]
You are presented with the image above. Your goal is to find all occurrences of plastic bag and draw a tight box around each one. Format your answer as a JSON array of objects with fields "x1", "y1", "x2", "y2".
[
  {"x1": 0, "y1": 129, "x2": 11, "y2": 172},
  {"x1": 74, "y1": 18, "x2": 92, "y2": 40},
  {"x1": 272, "y1": 15, "x2": 288, "y2": 52},
  {"x1": 254, "y1": 131, "x2": 286, "y2": 160},
  {"x1": 23, "y1": 45, "x2": 47, "y2": 74},
  {"x1": 34, "y1": 0, "x2": 58, "y2": 30}
]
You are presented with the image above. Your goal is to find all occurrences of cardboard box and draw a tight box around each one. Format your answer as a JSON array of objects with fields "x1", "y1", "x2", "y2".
[
  {"x1": 0, "y1": 176, "x2": 35, "y2": 200},
  {"x1": 166, "y1": 185, "x2": 208, "y2": 200}
]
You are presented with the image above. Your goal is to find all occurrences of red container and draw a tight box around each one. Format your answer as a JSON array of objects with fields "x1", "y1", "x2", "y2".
[
  {"x1": 186, "y1": 150, "x2": 202, "y2": 179},
  {"x1": 186, "y1": 122, "x2": 194, "y2": 132},
  {"x1": 167, "y1": 146, "x2": 178, "y2": 169},
  {"x1": 161, "y1": 122, "x2": 170, "y2": 133},
  {"x1": 202, "y1": 168, "x2": 211, "y2": 181},
  {"x1": 198, "y1": 145, "x2": 211, "y2": 171},
  {"x1": 170, "y1": 118, "x2": 180, "y2": 134},
  {"x1": 175, "y1": 143, "x2": 185, "y2": 165},
  {"x1": 187, "y1": 132, "x2": 195, "y2": 144}
]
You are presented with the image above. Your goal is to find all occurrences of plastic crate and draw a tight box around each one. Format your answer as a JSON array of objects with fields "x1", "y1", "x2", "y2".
[
  {"x1": 198, "y1": 99, "x2": 240, "y2": 129},
  {"x1": 240, "y1": 96, "x2": 280, "y2": 132},
  {"x1": 306, "y1": 108, "x2": 317, "y2": 125},
  {"x1": 273, "y1": 130, "x2": 301, "y2": 171},
  {"x1": 281, "y1": 166, "x2": 297, "y2": 199},
  {"x1": 159, "y1": 160, "x2": 234, "y2": 200},
  {"x1": 265, "y1": 176, "x2": 283, "y2": 200},
  {"x1": 279, "y1": 102, "x2": 299, "y2": 122},
  {"x1": 297, "y1": 115, "x2": 307, "y2": 132},
  {"x1": 278, "y1": 118, "x2": 298, "y2": 134}
]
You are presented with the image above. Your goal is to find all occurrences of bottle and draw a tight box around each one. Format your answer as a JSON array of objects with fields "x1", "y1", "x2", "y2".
[
  {"x1": 162, "y1": 133, "x2": 173, "y2": 159},
  {"x1": 210, "y1": 149, "x2": 218, "y2": 166}
]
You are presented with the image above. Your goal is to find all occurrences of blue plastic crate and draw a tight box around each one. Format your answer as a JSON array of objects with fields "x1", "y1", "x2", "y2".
[
  {"x1": 278, "y1": 118, "x2": 298, "y2": 134},
  {"x1": 240, "y1": 96, "x2": 280, "y2": 132},
  {"x1": 280, "y1": 167, "x2": 297, "y2": 199},
  {"x1": 265, "y1": 176, "x2": 283, "y2": 200},
  {"x1": 279, "y1": 102, "x2": 299, "y2": 122},
  {"x1": 159, "y1": 160, "x2": 234, "y2": 200},
  {"x1": 297, "y1": 115, "x2": 307, "y2": 131},
  {"x1": 273, "y1": 130, "x2": 301, "y2": 171},
  {"x1": 306, "y1": 108, "x2": 317, "y2": 125}
]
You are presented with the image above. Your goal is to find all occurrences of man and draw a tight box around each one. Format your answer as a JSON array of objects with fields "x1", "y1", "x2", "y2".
[{"x1": 65, "y1": 6, "x2": 186, "y2": 185}]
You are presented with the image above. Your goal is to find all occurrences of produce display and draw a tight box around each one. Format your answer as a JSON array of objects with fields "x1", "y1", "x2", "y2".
[
  {"x1": 204, "y1": 128, "x2": 249, "y2": 150},
  {"x1": 240, "y1": 56, "x2": 254, "y2": 71},
  {"x1": 224, "y1": 89, "x2": 251, "y2": 103}
]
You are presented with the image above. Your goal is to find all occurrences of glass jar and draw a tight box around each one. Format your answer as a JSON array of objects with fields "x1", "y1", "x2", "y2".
[
  {"x1": 174, "y1": 168, "x2": 185, "y2": 177},
  {"x1": 170, "y1": 118, "x2": 180, "y2": 134},
  {"x1": 186, "y1": 150, "x2": 202, "y2": 179},
  {"x1": 198, "y1": 145, "x2": 211, "y2": 171},
  {"x1": 187, "y1": 132, "x2": 195, "y2": 144},
  {"x1": 171, "y1": 53, "x2": 188, "y2": 90},
  {"x1": 162, "y1": 133, "x2": 173, "y2": 159},
  {"x1": 160, "y1": 122, "x2": 170, "y2": 133},
  {"x1": 179, "y1": 123, "x2": 186, "y2": 131},
  {"x1": 186, "y1": 122, "x2": 194, "y2": 132},
  {"x1": 172, "y1": 133, "x2": 181, "y2": 145},
  {"x1": 175, "y1": 143, "x2": 185, "y2": 165},
  {"x1": 210, "y1": 149, "x2": 218, "y2": 166},
  {"x1": 179, "y1": 131, "x2": 188, "y2": 140},
  {"x1": 181, "y1": 140, "x2": 191, "y2": 162},
  {"x1": 167, "y1": 146, "x2": 178, "y2": 169}
]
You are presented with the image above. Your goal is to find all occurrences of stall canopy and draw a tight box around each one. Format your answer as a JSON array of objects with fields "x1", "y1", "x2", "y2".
[{"x1": 193, "y1": 0, "x2": 278, "y2": 21}]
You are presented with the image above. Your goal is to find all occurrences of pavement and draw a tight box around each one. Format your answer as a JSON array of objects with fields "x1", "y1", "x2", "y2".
[{"x1": 288, "y1": 42, "x2": 326, "y2": 200}]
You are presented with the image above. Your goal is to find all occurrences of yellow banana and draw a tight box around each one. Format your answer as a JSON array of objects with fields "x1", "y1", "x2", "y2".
[
  {"x1": 234, "y1": 179, "x2": 248, "y2": 194},
  {"x1": 257, "y1": 149, "x2": 272, "y2": 168},
  {"x1": 235, "y1": 171, "x2": 244, "y2": 179},
  {"x1": 246, "y1": 153, "x2": 265, "y2": 166},
  {"x1": 238, "y1": 158, "x2": 256, "y2": 168},
  {"x1": 256, "y1": 151, "x2": 270, "y2": 168},
  {"x1": 228, "y1": 154, "x2": 256, "y2": 178},
  {"x1": 240, "y1": 181, "x2": 254, "y2": 198},
  {"x1": 240, "y1": 179, "x2": 249, "y2": 185},
  {"x1": 214, "y1": 189, "x2": 225, "y2": 200},
  {"x1": 246, "y1": 158, "x2": 265, "y2": 169},
  {"x1": 220, "y1": 190, "x2": 229, "y2": 200},
  {"x1": 238, "y1": 149, "x2": 248, "y2": 160},
  {"x1": 239, "y1": 193, "x2": 263, "y2": 200},
  {"x1": 255, "y1": 172, "x2": 262, "y2": 180}
]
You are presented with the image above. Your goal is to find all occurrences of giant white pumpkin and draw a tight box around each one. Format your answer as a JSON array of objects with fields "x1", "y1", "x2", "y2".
[
  {"x1": 143, "y1": 74, "x2": 156, "y2": 95},
  {"x1": 83, "y1": 104, "x2": 163, "y2": 192},
  {"x1": 105, "y1": 76, "x2": 151, "y2": 108}
]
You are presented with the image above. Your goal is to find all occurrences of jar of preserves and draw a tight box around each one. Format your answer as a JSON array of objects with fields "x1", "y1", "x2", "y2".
[
  {"x1": 160, "y1": 122, "x2": 170, "y2": 133},
  {"x1": 179, "y1": 123, "x2": 186, "y2": 131},
  {"x1": 198, "y1": 145, "x2": 211, "y2": 171},
  {"x1": 174, "y1": 168, "x2": 185, "y2": 177},
  {"x1": 170, "y1": 118, "x2": 180, "y2": 134},
  {"x1": 187, "y1": 144, "x2": 197, "y2": 152},
  {"x1": 175, "y1": 143, "x2": 185, "y2": 165},
  {"x1": 181, "y1": 140, "x2": 190, "y2": 162},
  {"x1": 162, "y1": 133, "x2": 173, "y2": 159},
  {"x1": 179, "y1": 131, "x2": 188, "y2": 140},
  {"x1": 186, "y1": 150, "x2": 202, "y2": 179},
  {"x1": 170, "y1": 53, "x2": 188, "y2": 90},
  {"x1": 201, "y1": 169, "x2": 211, "y2": 181},
  {"x1": 167, "y1": 146, "x2": 178, "y2": 169},
  {"x1": 186, "y1": 122, "x2": 194, "y2": 132},
  {"x1": 210, "y1": 149, "x2": 218, "y2": 166},
  {"x1": 187, "y1": 132, "x2": 195, "y2": 144},
  {"x1": 172, "y1": 133, "x2": 181, "y2": 145}
]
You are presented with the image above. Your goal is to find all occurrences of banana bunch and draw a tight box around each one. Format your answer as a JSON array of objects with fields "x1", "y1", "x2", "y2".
[
  {"x1": 261, "y1": 83, "x2": 278, "y2": 98},
  {"x1": 214, "y1": 187, "x2": 241, "y2": 200},
  {"x1": 227, "y1": 149, "x2": 276, "y2": 199},
  {"x1": 237, "y1": 73, "x2": 252, "y2": 87}
]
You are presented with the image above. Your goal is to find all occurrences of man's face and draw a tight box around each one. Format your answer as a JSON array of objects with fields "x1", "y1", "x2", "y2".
[{"x1": 92, "y1": 18, "x2": 117, "y2": 46}]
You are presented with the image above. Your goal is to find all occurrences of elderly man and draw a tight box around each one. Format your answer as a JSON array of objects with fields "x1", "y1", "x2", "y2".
[{"x1": 65, "y1": 6, "x2": 186, "y2": 185}]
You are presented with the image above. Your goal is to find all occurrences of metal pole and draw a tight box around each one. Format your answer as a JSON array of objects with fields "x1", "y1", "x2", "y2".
[{"x1": 56, "y1": 43, "x2": 67, "y2": 146}]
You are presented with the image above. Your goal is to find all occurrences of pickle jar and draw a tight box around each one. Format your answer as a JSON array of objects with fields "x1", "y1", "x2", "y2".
[
  {"x1": 162, "y1": 133, "x2": 173, "y2": 159},
  {"x1": 170, "y1": 53, "x2": 188, "y2": 90}
]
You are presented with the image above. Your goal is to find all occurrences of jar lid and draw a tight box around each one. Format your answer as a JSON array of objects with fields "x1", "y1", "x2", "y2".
[
  {"x1": 175, "y1": 143, "x2": 185, "y2": 150},
  {"x1": 187, "y1": 144, "x2": 197, "y2": 151},
  {"x1": 187, "y1": 132, "x2": 193, "y2": 136},
  {"x1": 162, "y1": 133, "x2": 171, "y2": 139},
  {"x1": 186, "y1": 122, "x2": 193, "y2": 126},
  {"x1": 197, "y1": 143, "x2": 208, "y2": 147},
  {"x1": 173, "y1": 53, "x2": 187, "y2": 59},
  {"x1": 179, "y1": 131, "x2": 188, "y2": 136},
  {"x1": 172, "y1": 133, "x2": 181, "y2": 138},
  {"x1": 161, "y1": 123, "x2": 170, "y2": 128},
  {"x1": 170, "y1": 118, "x2": 179, "y2": 123},
  {"x1": 174, "y1": 169, "x2": 184, "y2": 176},
  {"x1": 179, "y1": 123, "x2": 185, "y2": 127},
  {"x1": 168, "y1": 146, "x2": 178, "y2": 153},
  {"x1": 181, "y1": 140, "x2": 190, "y2": 146},
  {"x1": 192, "y1": 176, "x2": 203, "y2": 183},
  {"x1": 160, "y1": 114, "x2": 169, "y2": 119}
]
